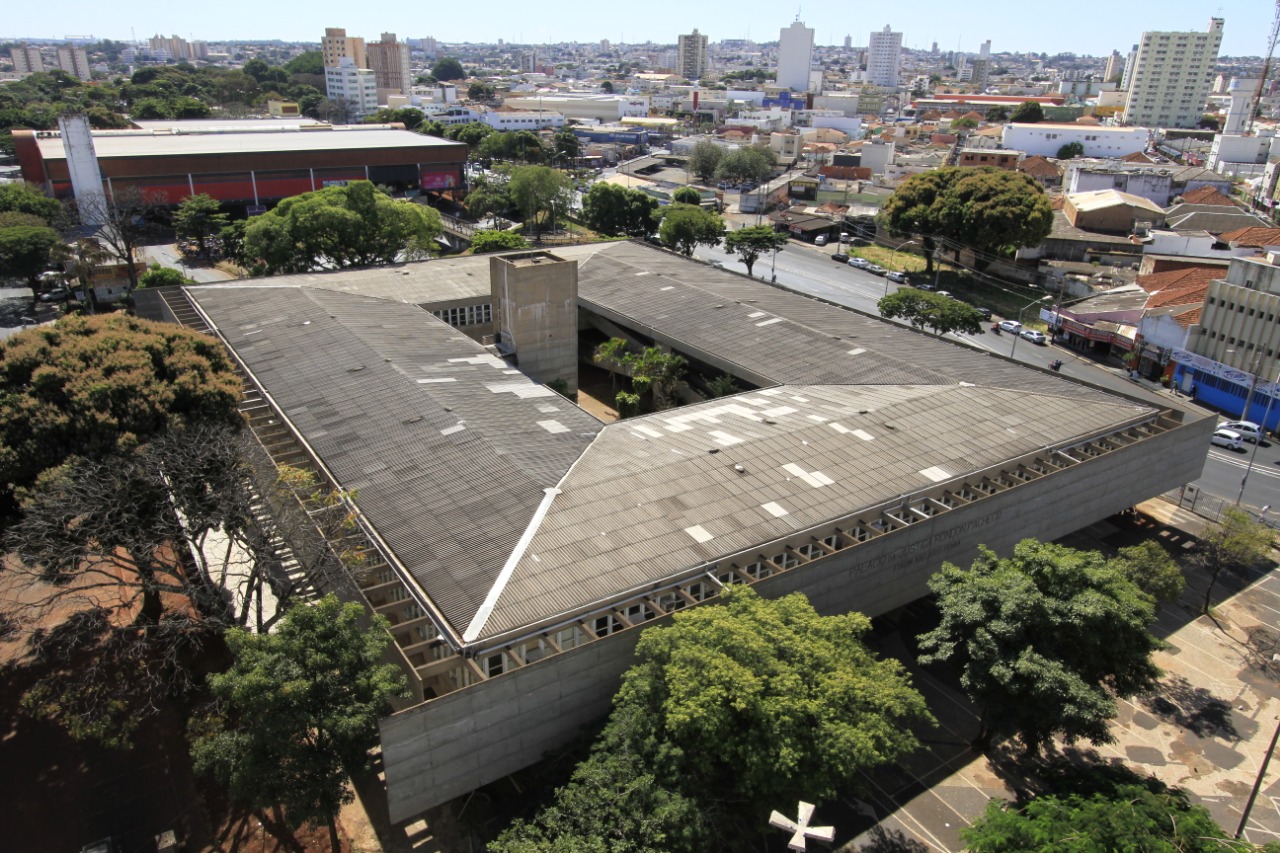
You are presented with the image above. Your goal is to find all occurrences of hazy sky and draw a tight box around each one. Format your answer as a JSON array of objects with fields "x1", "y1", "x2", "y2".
[{"x1": 2, "y1": 0, "x2": 1268, "y2": 57}]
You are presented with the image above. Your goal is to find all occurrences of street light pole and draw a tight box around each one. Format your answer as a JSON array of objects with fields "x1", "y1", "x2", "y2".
[{"x1": 1009, "y1": 295, "x2": 1052, "y2": 360}]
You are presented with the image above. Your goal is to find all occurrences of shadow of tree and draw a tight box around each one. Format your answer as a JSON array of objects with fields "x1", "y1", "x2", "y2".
[
  {"x1": 1140, "y1": 675, "x2": 1238, "y2": 739},
  {"x1": 1243, "y1": 625, "x2": 1280, "y2": 681},
  {"x1": 854, "y1": 825, "x2": 931, "y2": 852}
]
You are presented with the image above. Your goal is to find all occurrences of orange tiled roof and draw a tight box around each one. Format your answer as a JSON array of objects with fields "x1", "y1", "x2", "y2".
[
  {"x1": 1179, "y1": 185, "x2": 1236, "y2": 206},
  {"x1": 1136, "y1": 266, "x2": 1222, "y2": 310},
  {"x1": 1018, "y1": 155, "x2": 1062, "y2": 179},
  {"x1": 1173, "y1": 305, "x2": 1202, "y2": 328},
  {"x1": 1121, "y1": 151, "x2": 1158, "y2": 163},
  {"x1": 1218, "y1": 226, "x2": 1280, "y2": 246}
]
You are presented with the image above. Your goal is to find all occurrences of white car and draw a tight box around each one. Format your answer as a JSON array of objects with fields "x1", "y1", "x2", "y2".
[
  {"x1": 1020, "y1": 329, "x2": 1048, "y2": 345},
  {"x1": 847, "y1": 257, "x2": 871, "y2": 269},
  {"x1": 1220, "y1": 420, "x2": 1263, "y2": 444},
  {"x1": 998, "y1": 320, "x2": 1022, "y2": 334},
  {"x1": 1212, "y1": 429, "x2": 1244, "y2": 450}
]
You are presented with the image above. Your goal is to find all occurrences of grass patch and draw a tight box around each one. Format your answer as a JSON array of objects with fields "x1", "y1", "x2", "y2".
[{"x1": 850, "y1": 246, "x2": 928, "y2": 273}]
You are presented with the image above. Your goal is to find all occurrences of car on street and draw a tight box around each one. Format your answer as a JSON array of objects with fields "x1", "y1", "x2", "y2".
[
  {"x1": 815, "y1": 235, "x2": 828, "y2": 246},
  {"x1": 970, "y1": 305, "x2": 992, "y2": 320},
  {"x1": 866, "y1": 264, "x2": 887, "y2": 276},
  {"x1": 915, "y1": 283, "x2": 936, "y2": 292},
  {"x1": 936, "y1": 290, "x2": 952, "y2": 299},
  {"x1": 1220, "y1": 420, "x2": 1264, "y2": 444},
  {"x1": 1021, "y1": 329, "x2": 1048, "y2": 345},
  {"x1": 886, "y1": 271, "x2": 909, "y2": 284},
  {"x1": 1212, "y1": 428, "x2": 1245, "y2": 450},
  {"x1": 998, "y1": 319, "x2": 1022, "y2": 334},
  {"x1": 847, "y1": 257, "x2": 871, "y2": 269},
  {"x1": 38, "y1": 287, "x2": 71, "y2": 303},
  {"x1": 839, "y1": 233, "x2": 851, "y2": 243},
  {"x1": 832, "y1": 252, "x2": 850, "y2": 263}
]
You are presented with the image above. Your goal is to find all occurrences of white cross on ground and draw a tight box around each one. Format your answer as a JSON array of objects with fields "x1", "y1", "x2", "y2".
[{"x1": 769, "y1": 801, "x2": 836, "y2": 851}]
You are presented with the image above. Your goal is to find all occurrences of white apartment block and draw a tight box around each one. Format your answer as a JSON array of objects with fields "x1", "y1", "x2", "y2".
[
  {"x1": 677, "y1": 29, "x2": 708, "y2": 81},
  {"x1": 57, "y1": 46, "x2": 91, "y2": 81},
  {"x1": 777, "y1": 20, "x2": 815, "y2": 93},
  {"x1": 325, "y1": 59, "x2": 379, "y2": 121},
  {"x1": 368, "y1": 33, "x2": 411, "y2": 95},
  {"x1": 9, "y1": 45, "x2": 44, "y2": 75},
  {"x1": 481, "y1": 110, "x2": 565, "y2": 130},
  {"x1": 322, "y1": 27, "x2": 366, "y2": 69},
  {"x1": 867, "y1": 25, "x2": 902, "y2": 88},
  {"x1": 1122, "y1": 18, "x2": 1223, "y2": 129},
  {"x1": 1001, "y1": 123, "x2": 1150, "y2": 158}
]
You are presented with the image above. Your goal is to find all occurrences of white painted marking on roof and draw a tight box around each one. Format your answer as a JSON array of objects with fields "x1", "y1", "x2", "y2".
[
  {"x1": 665, "y1": 422, "x2": 694, "y2": 432},
  {"x1": 503, "y1": 369, "x2": 522, "y2": 375},
  {"x1": 636, "y1": 271, "x2": 651, "y2": 276},
  {"x1": 449, "y1": 355, "x2": 506, "y2": 368},
  {"x1": 417, "y1": 377, "x2": 458, "y2": 384},
  {"x1": 830, "y1": 422, "x2": 851, "y2": 434},
  {"x1": 440, "y1": 424, "x2": 466, "y2": 436},
  {"x1": 782, "y1": 463, "x2": 807, "y2": 477},
  {"x1": 633, "y1": 425, "x2": 663, "y2": 438},
  {"x1": 756, "y1": 317, "x2": 784, "y2": 327},
  {"x1": 782, "y1": 462, "x2": 832, "y2": 488},
  {"x1": 812, "y1": 471, "x2": 835, "y2": 486},
  {"x1": 758, "y1": 388, "x2": 782, "y2": 396},
  {"x1": 852, "y1": 429, "x2": 875, "y2": 441},
  {"x1": 531, "y1": 554, "x2": 541, "y2": 563},
  {"x1": 761, "y1": 406, "x2": 798, "y2": 417},
  {"x1": 808, "y1": 415, "x2": 829, "y2": 423},
  {"x1": 761, "y1": 502, "x2": 789, "y2": 518},
  {"x1": 684, "y1": 524, "x2": 714, "y2": 543},
  {"x1": 660, "y1": 285, "x2": 675, "y2": 291},
  {"x1": 791, "y1": 396, "x2": 809, "y2": 403},
  {"x1": 537, "y1": 404, "x2": 560, "y2": 413},
  {"x1": 920, "y1": 466, "x2": 951, "y2": 483},
  {"x1": 538, "y1": 420, "x2": 570, "y2": 434},
  {"x1": 959, "y1": 381, "x2": 976, "y2": 387},
  {"x1": 847, "y1": 347, "x2": 866, "y2": 356},
  {"x1": 748, "y1": 311, "x2": 767, "y2": 318},
  {"x1": 464, "y1": 487, "x2": 561, "y2": 642},
  {"x1": 484, "y1": 382, "x2": 557, "y2": 398},
  {"x1": 709, "y1": 430, "x2": 744, "y2": 446}
]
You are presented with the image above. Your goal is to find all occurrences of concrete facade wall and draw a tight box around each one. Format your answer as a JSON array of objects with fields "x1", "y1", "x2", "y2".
[
  {"x1": 380, "y1": 411, "x2": 1213, "y2": 822},
  {"x1": 491, "y1": 253, "x2": 579, "y2": 392}
]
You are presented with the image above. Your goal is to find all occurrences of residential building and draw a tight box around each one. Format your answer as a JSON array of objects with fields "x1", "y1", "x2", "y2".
[
  {"x1": 1103, "y1": 49, "x2": 1125, "y2": 83},
  {"x1": 1001, "y1": 123, "x2": 1150, "y2": 159},
  {"x1": 956, "y1": 149, "x2": 1021, "y2": 170},
  {"x1": 502, "y1": 93, "x2": 650, "y2": 123},
  {"x1": 516, "y1": 49, "x2": 539, "y2": 73},
  {"x1": 149, "y1": 34, "x2": 194, "y2": 62},
  {"x1": 776, "y1": 20, "x2": 815, "y2": 93},
  {"x1": 367, "y1": 33, "x2": 412, "y2": 96},
  {"x1": 56, "y1": 46, "x2": 91, "y2": 81},
  {"x1": 480, "y1": 110, "x2": 564, "y2": 130},
  {"x1": 322, "y1": 27, "x2": 366, "y2": 70},
  {"x1": 325, "y1": 59, "x2": 381, "y2": 121},
  {"x1": 676, "y1": 29, "x2": 708, "y2": 81},
  {"x1": 867, "y1": 25, "x2": 902, "y2": 88},
  {"x1": 9, "y1": 45, "x2": 44, "y2": 74},
  {"x1": 1122, "y1": 19, "x2": 1223, "y2": 129},
  {"x1": 1063, "y1": 189, "x2": 1165, "y2": 233}
]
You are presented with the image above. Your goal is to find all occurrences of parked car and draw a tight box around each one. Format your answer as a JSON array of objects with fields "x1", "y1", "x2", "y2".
[
  {"x1": 38, "y1": 287, "x2": 71, "y2": 303},
  {"x1": 832, "y1": 252, "x2": 850, "y2": 263},
  {"x1": 970, "y1": 306, "x2": 993, "y2": 320},
  {"x1": 1220, "y1": 420, "x2": 1264, "y2": 444},
  {"x1": 1212, "y1": 428, "x2": 1245, "y2": 450},
  {"x1": 814, "y1": 235, "x2": 828, "y2": 246},
  {"x1": 936, "y1": 290, "x2": 952, "y2": 299},
  {"x1": 866, "y1": 264, "x2": 887, "y2": 276},
  {"x1": 1020, "y1": 329, "x2": 1048, "y2": 345},
  {"x1": 886, "y1": 271, "x2": 909, "y2": 284},
  {"x1": 915, "y1": 283, "x2": 937, "y2": 292},
  {"x1": 847, "y1": 257, "x2": 871, "y2": 269},
  {"x1": 839, "y1": 233, "x2": 851, "y2": 243}
]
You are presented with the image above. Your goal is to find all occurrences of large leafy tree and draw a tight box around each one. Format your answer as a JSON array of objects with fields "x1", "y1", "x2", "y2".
[
  {"x1": 172, "y1": 193, "x2": 228, "y2": 259},
  {"x1": 688, "y1": 139, "x2": 725, "y2": 181},
  {"x1": 508, "y1": 165, "x2": 573, "y2": 239},
  {"x1": 431, "y1": 57, "x2": 466, "y2": 82},
  {"x1": 191, "y1": 595, "x2": 407, "y2": 853},
  {"x1": 1010, "y1": 101, "x2": 1045, "y2": 123},
  {"x1": 877, "y1": 289, "x2": 984, "y2": 336},
  {"x1": 879, "y1": 167, "x2": 1054, "y2": 272},
  {"x1": 713, "y1": 146, "x2": 776, "y2": 184},
  {"x1": 75, "y1": 186, "x2": 165, "y2": 291},
  {"x1": 469, "y1": 229, "x2": 529, "y2": 254},
  {"x1": 0, "y1": 224, "x2": 61, "y2": 284},
  {"x1": 1195, "y1": 506, "x2": 1274, "y2": 613},
  {"x1": 479, "y1": 130, "x2": 547, "y2": 164},
  {"x1": 724, "y1": 225, "x2": 789, "y2": 277},
  {"x1": 494, "y1": 587, "x2": 932, "y2": 852},
  {"x1": 0, "y1": 181, "x2": 63, "y2": 224},
  {"x1": 242, "y1": 181, "x2": 441, "y2": 275},
  {"x1": 581, "y1": 182, "x2": 659, "y2": 238},
  {"x1": 917, "y1": 539, "x2": 1164, "y2": 755},
  {"x1": 658, "y1": 204, "x2": 724, "y2": 256}
]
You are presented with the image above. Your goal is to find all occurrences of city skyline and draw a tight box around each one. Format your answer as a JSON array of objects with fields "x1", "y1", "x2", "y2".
[{"x1": 0, "y1": 0, "x2": 1266, "y2": 58}]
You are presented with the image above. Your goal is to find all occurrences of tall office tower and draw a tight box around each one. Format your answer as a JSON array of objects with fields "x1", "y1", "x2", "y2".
[
  {"x1": 677, "y1": 29, "x2": 708, "y2": 80},
  {"x1": 322, "y1": 27, "x2": 366, "y2": 70},
  {"x1": 777, "y1": 20, "x2": 815, "y2": 93},
  {"x1": 324, "y1": 58, "x2": 379, "y2": 120},
  {"x1": 517, "y1": 49, "x2": 539, "y2": 73},
  {"x1": 56, "y1": 45, "x2": 91, "y2": 80},
  {"x1": 149, "y1": 34, "x2": 192, "y2": 61},
  {"x1": 867, "y1": 25, "x2": 902, "y2": 88},
  {"x1": 1103, "y1": 49, "x2": 1124, "y2": 82},
  {"x1": 978, "y1": 40, "x2": 991, "y2": 60},
  {"x1": 9, "y1": 45, "x2": 44, "y2": 74},
  {"x1": 1122, "y1": 18, "x2": 1223, "y2": 128},
  {"x1": 368, "y1": 32, "x2": 412, "y2": 94},
  {"x1": 844, "y1": 34, "x2": 852, "y2": 49},
  {"x1": 1120, "y1": 44, "x2": 1138, "y2": 89}
]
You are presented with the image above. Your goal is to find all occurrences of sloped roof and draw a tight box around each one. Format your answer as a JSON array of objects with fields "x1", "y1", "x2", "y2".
[
  {"x1": 1179, "y1": 185, "x2": 1236, "y2": 206},
  {"x1": 1122, "y1": 151, "x2": 1159, "y2": 164},
  {"x1": 1136, "y1": 266, "x2": 1220, "y2": 310},
  {"x1": 1220, "y1": 226, "x2": 1280, "y2": 247},
  {"x1": 1018, "y1": 155, "x2": 1063, "y2": 179},
  {"x1": 1067, "y1": 189, "x2": 1165, "y2": 216}
]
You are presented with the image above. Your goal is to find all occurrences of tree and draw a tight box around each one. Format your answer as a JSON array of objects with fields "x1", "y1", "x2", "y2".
[
  {"x1": 688, "y1": 139, "x2": 725, "y2": 181},
  {"x1": 581, "y1": 183, "x2": 659, "y2": 239},
  {"x1": 600, "y1": 80, "x2": 615, "y2": 93},
  {"x1": 464, "y1": 169, "x2": 514, "y2": 221},
  {"x1": 172, "y1": 193, "x2": 229, "y2": 259},
  {"x1": 879, "y1": 167, "x2": 1055, "y2": 272},
  {"x1": 137, "y1": 263, "x2": 192, "y2": 288},
  {"x1": 1108, "y1": 541, "x2": 1185, "y2": 603},
  {"x1": 724, "y1": 225, "x2": 789, "y2": 278},
  {"x1": 552, "y1": 129, "x2": 581, "y2": 167},
  {"x1": 593, "y1": 337, "x2": 630, "y2": 392},
  {"x1": 480, "y1": 129, "x2": 547, "y2": 164},
  {"x1": 493, "y1": 587, "x2": 932, "y2": 852},
  {"x1": 631, "y1": 346, "x2": 687, "y2": 411},
  {"x1": 877, "y1": 289, "x2": 983, "y2": 336},
  {"x1": 0, "y1": 181, "x2": 63, "y2": 224},
  {"x1": 1056, "y1": 141, "x2": 1084, "y2": 159},
  {"x1": 242, "y1": 181, "x2": 442, "y2": 275},
  {"x1": 508, "y1": 165, "x2": 573, "y2": 240},
  {"x1": 658, "y1": 204, "x2": 724, "y2": 257},
  {"x1": 469, "y1": 229, "x2": 529, "y2": 254},
  {"x1": 0, "y1": 224, "x2": 60, "y2": 284},
  {"x1": 75, "y1": 186, "x2": 164, "y2": 291},
  {"x1": 284, "y1": 51, "x2": 324, "y2": 76},
  {"x1": 672, "y1": 186, "x2": 702, "y2": 205},
  {"x1": 219, "y1": 220, "x2": 248, "y2": 266},
  {"x1": 1010, "y1": 101, "x2": 1044, "y2": 123},
  {"x1": 713, "y1": 147, "x2": 774, "y2": 185},
  {"x1": 917, "y1": 539, "x2": 1164, "y2": 755},
  {"x1": 448, "y1": 121, "x2": 494, "y2": 149},
  {"x1": 1195, "y1": 507, "x2": 1274, "y2": 613},
  {"x1": 984, "y1": 106, "x2": 1010, "y2": 123},
  {"x1": 191, "y1": 595, "x2": 407, "y2": 852},
  {"x1": 951, "y1": 117, "x2": 978, "y2": 131},
  {"x1": 431, "y1": 57, "x2": 466, "y2": 82},
  {"x1": 467, "y1": 82, "x2": 496, "y2": 101}
]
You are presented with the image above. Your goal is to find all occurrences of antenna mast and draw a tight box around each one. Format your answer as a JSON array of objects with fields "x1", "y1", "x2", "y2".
[{"x1": 1246, "y1": 0, "x2": 1280, "y2": 135}]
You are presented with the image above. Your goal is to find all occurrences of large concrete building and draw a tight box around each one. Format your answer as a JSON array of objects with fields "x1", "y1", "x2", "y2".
[
  {"x1": 143, "y1": 240, "x2": 1212, "y2": 823},
  {"x1": 868, "y1": 25, "x2": 903, "y2": 88},
  {"x1": 777, "y1": 20, "x2": 815, "y2": 93},
  {"x1": 676, "y1": 29, "x2": 708, "y2": 81},
  {"x1": 9, "y1": 44, "x2": 44, "y2": 74},
  {"x1": 12, "y1": 120, "x2": 466, "y2": 207},
  {"x1": 56, "y1": 46, "x2": 91, "y2": 81},
  {"x1": 1122, "y1": 18, "x2": 1223, "y2": 129},
  {"x1": 367, "y1": 32, "x2": 412, "y2": 96},
  {"x1": 325, "y1": 59, "x2": 380, "y2": 121},
  {"x1": 322, "y1": 26, "x2": 366, "y2": 70}
]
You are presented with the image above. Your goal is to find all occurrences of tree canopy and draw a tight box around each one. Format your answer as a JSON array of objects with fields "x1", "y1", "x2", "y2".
[
  {"x1": 879, "y1": 167, "x2": 1055, "y2": 263},
  {"x1": 724, "y1": 225, "x2": 789, "y2": 277},
  {"x1": 581, "y1": 182, "x2": 660, "y2": 239},
  {"x1": 0, "y1": 181, "x2": 64, "y2": 223},
  {"x1": 493, "y1": 586, "x2": 931, "y2": 852},
  {"x1": 1010, "y1": 101, "x2": 1045, "y2": 123},
  {"x1": 1057, "y1": 141, "x2": 1085, "y2": 159},
  {"x1": 671, "y1": 186, "x2": 702, "y2": 205},
  {"x1": 0, "y1": 224, "x2": 61, "y2": 285},
  {"x1": 191, "y1": 595, "x2": 407, "y2": 851},
  {"x1": 917, "y1": 539, "x2": 1164, "y2": 754},
  {"x1": 469, "y1": 229, "x2": 530, "y2": 254},
  {"x1": 508, "y1": 166, "x2": 573, "y2": 239},
  {"x1": 172, "y1": 193, "x2": 228, "y2": 259},
  {"x1": 658, "y1": 204, "x2": 724, "y2": 256},
  {"x1": 242, "y1": 181, "x2": 441, "y2": 275},
  {"x1": 431, "y1": 57, "x2": 466, "y2": 82},
  {"x1": 1195, "y1": 506, "x2": 1273, "y2": 612},
  {"x1": 713, "y1": 146, "x2": 776, "y2": 184},
  {"x1": 688, "y1": 139, "x2": 725, "y2": 181},
  {"x1": 877, "y1": 289, "x2": 985, "y2": 336}
]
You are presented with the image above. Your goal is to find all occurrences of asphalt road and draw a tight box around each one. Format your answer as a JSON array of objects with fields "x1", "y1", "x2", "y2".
[
  {"x1": 696, "y1": 238, "x2": 1280, "y2": 513},
  {"x1": 139, "y1": 243, "x2": 234, "y2": 283}
]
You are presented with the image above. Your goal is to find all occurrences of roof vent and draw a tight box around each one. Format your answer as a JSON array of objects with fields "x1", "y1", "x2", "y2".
[
  {"x1": 734, "y1": 464, "x2": 746, "y2": 473},
  {"x1": 708, "y1": 448, "x2": 720, "y2": 454}
]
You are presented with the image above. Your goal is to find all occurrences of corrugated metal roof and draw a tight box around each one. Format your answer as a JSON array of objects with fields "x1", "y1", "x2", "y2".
[{"x1": 35, "y1": 127, "x2": 462, "y2": 160}]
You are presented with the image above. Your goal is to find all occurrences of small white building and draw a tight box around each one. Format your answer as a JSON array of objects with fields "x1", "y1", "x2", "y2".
[
  {"x1": 324, "y1": 59, "x2": 379, "y2": 121},
  {"x1": 482, "y1": 110, "x2": 565, "y2": 130},
  {"x1": 1001, "y1": 123, "x2": 1150, "y2": 158},
  {"x1": 1208, "y1": 131, "x2": 1280, "y2": 177}
]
